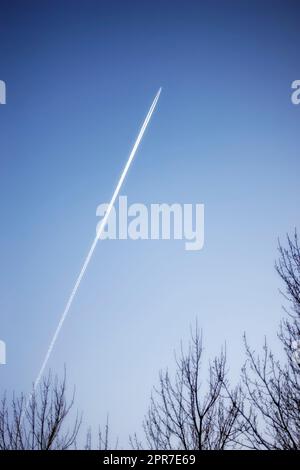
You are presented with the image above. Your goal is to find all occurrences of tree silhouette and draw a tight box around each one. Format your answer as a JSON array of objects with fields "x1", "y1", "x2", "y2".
[
  {"x1": 132, "y1": 325, "x2": 243, "y2": 450},
  {"x1": 2, "y1": 230, "x2": 299, "y2": 450},
  {"x1": 0, "y1": 370, "x2": 81, "y2": 450},
  {"x1": 234, "y1": 230, "x2": 300, "y2": 449}
]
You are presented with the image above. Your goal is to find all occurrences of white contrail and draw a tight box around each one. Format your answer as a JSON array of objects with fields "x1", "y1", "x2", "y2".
[{"x1": 28, "y1": 87, "x2": 162, "y2": 409}]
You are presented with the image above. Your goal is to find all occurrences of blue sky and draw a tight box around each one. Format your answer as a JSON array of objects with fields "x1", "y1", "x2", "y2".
[{"x1": 0, "y1": 0, "x2": 299, "y2": 446}]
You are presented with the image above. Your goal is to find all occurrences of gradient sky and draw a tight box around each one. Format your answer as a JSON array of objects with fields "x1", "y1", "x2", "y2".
[{"x1": 0, "y1": 0, "x2": 300, "y2": 447}]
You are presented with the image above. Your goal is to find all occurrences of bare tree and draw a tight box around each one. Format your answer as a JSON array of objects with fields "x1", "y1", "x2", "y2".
[
  {"x1": 132, "y1": 325, "x2": 243, "y2": 450},
  {"x1": 276, "y1": 230, "x2": 300, "y2": 360},
  {"x1": 0, "y1": 370, "x2": 81, "y2": 450},
  {"x1": 85, "y1": 416, "x2": 118, "y2": 450},
  {"x1": 236, "y1": 230, "x2": 300, "y2": 449}
]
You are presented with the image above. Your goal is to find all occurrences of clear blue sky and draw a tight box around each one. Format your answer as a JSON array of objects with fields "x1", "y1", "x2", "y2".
[{"x1": 0, "y1": 0, "x2": 299, "y2": 446}]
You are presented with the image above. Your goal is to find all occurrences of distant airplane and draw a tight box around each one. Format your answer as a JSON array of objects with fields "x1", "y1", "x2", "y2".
[{"x1": 27, "y1": 88, "x2": 162, "y2": 411}]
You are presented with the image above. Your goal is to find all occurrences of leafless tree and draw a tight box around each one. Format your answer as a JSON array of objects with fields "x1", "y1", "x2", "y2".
[
  {"x1": 235, "y1": 230, "x2": 300, "y2": 449},
  {"x1": 0, "y1": 370, "x2": 81, "y2": 450},
  {"x1": 132, "y1": 325, "x2": 243, "y2": 450},
  {"x1": 85, "y1": 416, "x2": 118, "y2": 450},
  {"x1": 276, "y1": 230, "x2": 300, "y2": 359}
]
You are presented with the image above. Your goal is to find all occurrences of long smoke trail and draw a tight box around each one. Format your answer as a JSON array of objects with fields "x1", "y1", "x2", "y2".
[{"x1": 28, "y1": 87, "x2": 162, "y2": 408}]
